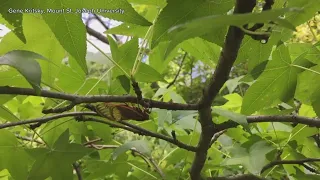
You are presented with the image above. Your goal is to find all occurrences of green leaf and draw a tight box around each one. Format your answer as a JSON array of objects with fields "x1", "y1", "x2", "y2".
[
  {"x1": 83, "y1": 1, "x2": 152, "y2": 26},
  {"x1": 0, "y1": 130, "x2": 31, "y2": 180},
  {"x1": 116, "y1": 75, "x2": 131, "y2": 93},
  {"x1": 3, "y1": 1, "x2": 88, "y2": 75},
  {"x1": 179, "y1": 37, "x2": 221, "y2": 67},
  {"x1": 0, "y1": 105, "x2": 20, "y2": 122},
  {"x1": 108, "y1": 36, "x2": 138, "y2": 76},
  {"x1": 2, "y1": 0, "x2": 152, "y2": 75},
  {"x1": 40, "y1": 119, "x2": 69, "y2": 147},
  {"x1": 0, "y1": 14, "x2": 65, "y2": 86},
  {"x1": 298, "y1": 104, "x2": 317, "y2": 117},
  {"x1": 108, "y1": 78, "x2": 129, "y2": 95},
  {"x1": 285, "y1": 0, "x2": 320, "y2": 26},
  {"x1": 27, "y1": 129, "x2": 93, "y2": 180},
  {"x1": 223, "y1": 141, "x2": 274, "y2": 174},
  {"x1": 241, "y1": 61, "x2": 268, "y2": 82},
  {"x1": 169, "y1": 91, "x2": 186, "y2": 103},
  {"x1": 112, "y1": 140, "x2": 150, "y2": 160},
  {"x1": 127, "y1": 0, "x2": 166, "y2": 7},
  {"x1": 41, "y1": 12, "x2": 88, "y2": 75},
  {"x1": 174, "y1": 114, "x2": 201, "y2": 133},
  {"x1": 241, "y1": 44, "x2": 313, "y2": 115},
  {"x1": 0, "y1": 95, "x2": 15, "y2": 104},
  {"x1": 105, "y1": 23, "x2": 148, "y2": 38},
  {"x1": 212, "y1": 107, "x2": 247, "y2": 126},
  {"x1": 18, "y1": 102, "x2": 43, "y2": 119},
  {"x1": 86, "y1": 153, "x2": 131, "y2": 179},
  {"x1": 90, "y1": 122, "x2": 112, "y2": 143},
  {"x1": 109, "y1": 37, "x2": 163, "y2": 82},
  {"x1": 149, "y1": 41, "x2": 179, "y2": 74},
  {"x1": 225, "y1": 128, "x2": 249, "y2": 143},
  {"x1": 288, "y1": 43, "x2": 320, "y2": 64},
  {"x1": 290, "y1": 124, "x2": 318, "y2": 145},
  {"x1": 134, "y1": 63, "x2": 164, "y2": 82},
  {"x1": 235, "y1": 35, "x2": 276, "y2": 70},
  {"x1": 164, "y1": 8, "x2": 299, "y2": 57},
  {"x1": 311, "y1": 89, "x2": 320, "y2": 117},
  {"x1": 293, "y1": 167, "x2": 320, "y2": 180},
  {"x1": 0, "y1": 1, "x2": 26, "y2": 43},
  {"x1": 0, "y1": 8, "x2": 26, "y2": 43},
  {"x1": 151, "y1": 0, "x2": 235, "y2": 48},
  {"x1": 156, "y1": 109, "x2": 172, "y2": 129},
  {"x1": 225, "y1": 76, "x2": 244, "y2": 93},
  {"x1": 295, "y1": 65, "x2": 320, "y2": 104},
  {"x1": 0, "y1": 50, "x2": 47, "y2": 94}
]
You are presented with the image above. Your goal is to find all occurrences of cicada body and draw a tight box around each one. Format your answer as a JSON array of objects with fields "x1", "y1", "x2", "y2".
[{"x1": 94, "y1": 102, "x2": 150, "y2": 121}]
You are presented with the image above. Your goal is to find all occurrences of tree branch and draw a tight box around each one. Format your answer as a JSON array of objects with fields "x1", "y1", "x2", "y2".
[
  {"x1": 86, "y1": 26, "x2": 109, "y2": 44},
  {"x1": 207, "y1": 174, "x2": 267, "y2": 180},
  {"x1": 215, "y1": 115, "x2": 320, "y2": 131},
  {"x1": 92, "y1": 14, "x2": 119, "y2": 42},
  {"x1": 0, "y1": 112, "x2": 98, "y2": 129},
  {"x1": 261, "y1": 158, "x2": 320, "y2": 174},
  {"x1": 73, "y1": 162, "x2": 83, "y2": 180},
  {"x1": 0, "y1": 110, "x2": 197, "y2": 152},
  {"x1": 131, "y1": 79, "x2": 143, "y2": 103},
  {"x1": 0, "y1": 86, "x2": 199, "y2": 111},
  {"x1": 42, "y1": 102, "x2": 77, "y2": 114},
  {"x1": 190, "y1": 1, "x2": 257, "y2": 179},
  {"x1": 76, "y1": 116, "x2": 197, "y2": 152}
]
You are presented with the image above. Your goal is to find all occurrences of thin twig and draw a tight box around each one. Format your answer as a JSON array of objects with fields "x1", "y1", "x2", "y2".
[
  {"x1": 15, "y1": 135, "x2": 45, "y2": 145},
  {"x1": 73, "y1": 162, "x2": 83, "y2": 180},
  {"x1": 209, "y1": 130, "x2": 226, "y2": 147},
  {"x1": 93, "y1": 14, "x2": 119, "y2": 42},
  {"x1": 86, "y1": 144, "x2": 165, "y2": 179},
  {"x1": 83, "y1": 138, "x2": 102, "y2": 145},
  {"x1": 42, "y1": 102, "x2": 77, "y2": 114},
  {"x1": 167, "y1": 52, "x2": 188, "y2": 89},
  {"x1": 93, "y1": 14, "x2": 110, "y2": 30},
  {"x1": 301, "y1": 164, "x2": 319, "y2": 174},
  {"x1": 118, "y1": 121, "x2": 197, "y2": 152},
  {"x1": 244, "y1": 0, "x2": 274, "y2": 42}
]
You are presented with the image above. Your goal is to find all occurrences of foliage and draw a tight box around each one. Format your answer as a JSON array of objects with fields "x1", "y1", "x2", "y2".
[{"x1": 0, "y1": 0, "x2": 319, "y2": 180}]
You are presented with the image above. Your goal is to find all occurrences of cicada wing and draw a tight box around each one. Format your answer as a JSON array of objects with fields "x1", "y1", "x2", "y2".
[
  {"x1": 95, "y1": 102, "x2": 149, "y2": 121},
  {"x1": 110, "y1": 107, "x2": 122, "y2": 121},
  {"x1": 95, "y1": 103, "x2": 115, "y2": 121},
  {"x1": 116, "y1": 105, "x2": 149, "y2": 121}
]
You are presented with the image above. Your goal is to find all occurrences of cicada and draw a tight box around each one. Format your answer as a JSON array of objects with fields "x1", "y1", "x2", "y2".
[{"x1": 94, "y1": 102, "x2": 150, "y2": 121}]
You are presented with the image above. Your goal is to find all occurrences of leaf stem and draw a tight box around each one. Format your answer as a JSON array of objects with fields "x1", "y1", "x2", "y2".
[
  {"x1": 131, "y1": 9, "x2": 161, "y2": 76},
  {"x1": 292, "y1": 64, "x2": 320, "y2": 75},
  {"x1": 87, "y1": 39, "x2": 130, "y2": 77}
]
